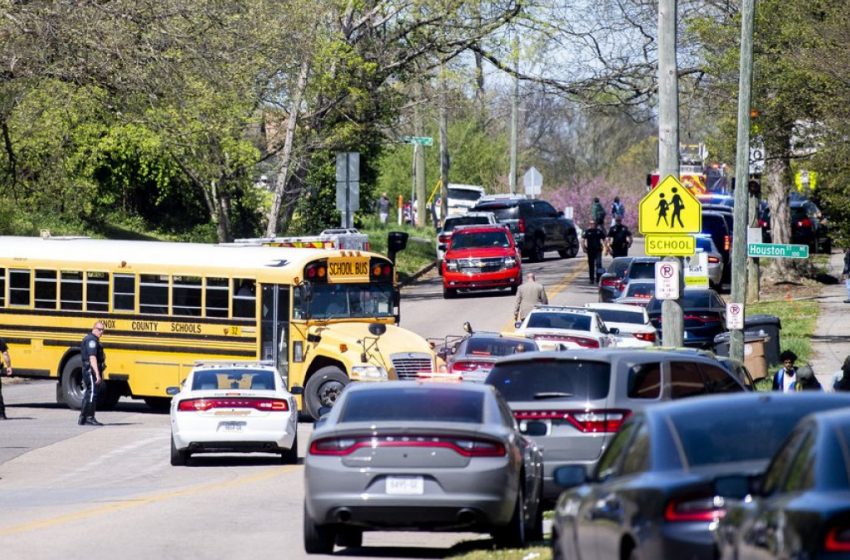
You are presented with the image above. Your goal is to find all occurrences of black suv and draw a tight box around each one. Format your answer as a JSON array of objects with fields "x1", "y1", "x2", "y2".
[{"x1": 472, "y1": 197, "x2": 579, "y2": 261}]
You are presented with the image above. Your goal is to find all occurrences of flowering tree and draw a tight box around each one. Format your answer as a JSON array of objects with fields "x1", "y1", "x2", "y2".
[{"x1": 547, "y1": 176, "x2": 643, "y2": 232}]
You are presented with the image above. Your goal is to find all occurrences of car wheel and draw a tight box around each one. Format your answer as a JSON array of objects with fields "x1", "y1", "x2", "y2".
[
  {"x1": 494, "y1": 483, "x2": 526, "y2": 548},
  {"x1": 443, "y1": 286, "x2": 456, "y2": 299},
  {"x1": 551, "y1": 528, "x2": 564, "y2": 560},
  {"x1": 530, "y1": 237, "x2": 545, "y2": 262},
  {"x1": 559, "y1": 231, "x2": 579, "y2": 259},
  {"x1": 60, "y1": 356, "x2": 85, "y2": 410},
  {"x1": 526, "y1": 485, "x2": 544, "y2": 542},
  {"x1": 304, "y1": 366, "x2": 348, "y2": 420},
  {"x1": 303, "y1": 501, "x2": 336, "y2": 554},
  {"x1": 170, "y1": 435, "x2": 189, "y2": 466},
  {"x1": 144, "y1": 397, "x2": 172, "y2": 413},
  {"x1": 335, "y1": 527, "x2": 363, "y2": 548},
  {"x1": 280, "y1": 431, "x2": 298, "y2": 464},
  {"x1": 510, "y1": 286, "x2": 518, "y2": 296},
  {"x1": 437, "y1": 260, "x2": 443, "y2": 276}
]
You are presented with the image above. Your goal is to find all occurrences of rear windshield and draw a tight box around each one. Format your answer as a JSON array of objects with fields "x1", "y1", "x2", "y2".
[
  {"x1": 444, "y1": 216, "x2": 491, "y2": 230},
  {"x1": 628, "y1": 262, "x2": 656, "y2": 279},
  {"x1": 695, "y1": 237, "x2": 713, "y2": 252},
  {"x1": 527, "y1": 312, "x2": 591, "y2": 331},
  {"x1": 648, "y1": 291, "x2": 716, "y2": 312},
  {"x1": 463, "y1": 337, "x2": 537, "y2": 357},
  {"x1": 451, "y1": 231, "x2": 511, "y2": 249},
  {"x1": 476, "y1": 204, "x2": 518, "y2": 220},
  {"x1": 702, "y1": 214, "x2": 728, "y2": 233},
  {"x1": 790, "y1": 207, "x2": 807, "y2": 220},
  {"x1": 486, "y1": 359, "x2": 611, "y2": 401},
  {"x1": 609, "y1": 258, "x2": 632, "y2": 276},
  {"x1": 671, "y1": 400, "x2": 836, "y2": 466},
  {"x1": 592, "y1": 308, "x2": 644, "y2": 324},
  {"x1": 448, "y1": 188, "x2": 484, "y2": 202},
  {"x1": 192, "y1": 370, "x2": 276, "y2": 391},
  {"x1": 339, "y1": 387, "x2": 484, "y2": 423},
  {"x1": 626, "y1": 283, "x2": 655, "y2": 298}
]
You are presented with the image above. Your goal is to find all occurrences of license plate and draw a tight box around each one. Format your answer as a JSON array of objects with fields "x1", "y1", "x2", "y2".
[
  {"x1": 218, "y1": 421, "x2": 246, "y2": 433},
  {"x1": 385, "y1": 476, "x2": 424, "y2": 495}
]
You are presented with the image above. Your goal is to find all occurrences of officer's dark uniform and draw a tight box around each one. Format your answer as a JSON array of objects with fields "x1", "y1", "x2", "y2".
[
  {"x1": 582, "y1": 226, "x2": 606, "y2": 283},
  {"x1": 0, "y1": 338, "x2": 9, "y2": 419},
  {"x1": 79, "y1": 330, "x2": 105, "y2": 425},
  {"x1": 607, "y1": 224, "x2": 633, "y2": 258}
]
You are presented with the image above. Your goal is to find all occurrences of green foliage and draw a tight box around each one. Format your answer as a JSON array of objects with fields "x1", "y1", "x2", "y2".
[{"x1": 747, "y1": 300, "x2": 818, "y2": 367}]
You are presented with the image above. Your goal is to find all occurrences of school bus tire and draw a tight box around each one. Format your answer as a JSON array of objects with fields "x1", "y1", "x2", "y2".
[
  {"x1": 60, "y1": 357, "x2": 85, "y2": 410},
  {"x1": 304, "y1": 366, "x2": 349, "y2": 420}
]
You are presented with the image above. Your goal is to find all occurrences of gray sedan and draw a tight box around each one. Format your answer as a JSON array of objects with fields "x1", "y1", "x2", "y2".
[{"x1": 303, "y1": 381, "x2": 544, "y2": 553}]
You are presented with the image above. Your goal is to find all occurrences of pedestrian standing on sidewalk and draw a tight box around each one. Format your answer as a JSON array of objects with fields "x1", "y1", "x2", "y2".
[
  {"x1": 514, "y1": 272, "x2": 548, "y2": 323},
  {"x1": 772, "y1": 350, "x2": 800, "y2": 393},
  {"x1": 831, "y1": 355, "x2": 850, "y2": 391},
  {"x1": 0, "y1": 338, "x2": 12, "y2": 420},
  {"x1": 78, "y1": 321, "x2": 106, "y2": 426},
  {"x1": 793, "y1": 365, "x2": 823, "y2": 391},
  {"x1": 582, "y1": 219, "x2": 606, "y2": 284},
  {"x1": 843, "y1": 247, "x2": 850, "y2": 303}
]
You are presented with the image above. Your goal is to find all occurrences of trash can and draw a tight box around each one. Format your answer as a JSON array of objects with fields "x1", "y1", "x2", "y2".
[
  {"x1": 713, "y1": 332, "x2": 769, "y2": 381},
  {"x1": 744, "y1": 314, "x2": 782, "y2": 366}
]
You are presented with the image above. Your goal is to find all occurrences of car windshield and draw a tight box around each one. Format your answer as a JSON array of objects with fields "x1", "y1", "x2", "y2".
[
  {"x1": 462, "y1": 337, "x2": 537, "y2": 357},
  {"x1": 591, "y1": 309, "x2": 645, "y2": 324},
  {"x1": 295, "y1": 282, "x2": 395, "y2": 319},
  {"x1": 628, "y1": 262, "x2": 656, "y2": 279},
  {"x1": 626, "y1": 283, "x2": 655, "y2": 298},
  {"x1": 451, "y1": 231, "x2": 511, "y2": 249},
  {"x1": 191, "y1": 370, "x2": 276, "y2": 391},
  {"x1": 486, "y1": 359, "x2": 610, "y2": 401},
  {"x1": 339, "y1": 387, "x2": 484, "y2": 423},
  {"x1": 448, "y1": 188, "x2": 484, "y2": 202},
  {"x1": 670, "y1": 400, "x2": 834, "y2": 466},
  {"x1": 444, "y1": 216, "x2": 491, "y2": 230},
  {"x1": 526, "y1": 312, "x2": 591, "y2": 331}
]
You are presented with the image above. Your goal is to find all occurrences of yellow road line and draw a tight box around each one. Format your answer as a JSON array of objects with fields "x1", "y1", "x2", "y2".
[
  {"x1": 501, "y1": 260, "x2": 589, "y2": 331},
  {"x1": 0, "y1": 465, "x2": 297, "y2": 537}
]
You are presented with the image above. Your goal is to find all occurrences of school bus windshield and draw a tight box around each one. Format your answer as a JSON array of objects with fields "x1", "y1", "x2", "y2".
[{"x1": 295, "y1": 283, "x2": 395, "y2": 320}]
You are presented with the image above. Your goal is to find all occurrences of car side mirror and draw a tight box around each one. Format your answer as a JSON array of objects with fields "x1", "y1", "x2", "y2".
[
  {"x1": 463, "y1": 321, "x2": 473, "y2": 334},
  {"x1": 166, "y1": 386, "x2": 180, "y2": 396},
  {"x1": 438, "y1": 244, "x2": 447, "y2": 251},
  {"x1": 553, "y1": 465, "x2": 588, "y2": 489},
  {"x1": 290, "y1": 385, "x2": 304, "y2": 396},
  {"x1": 609, "y1": 327, "x2": 620, "y2": 335},
  {"x1": 514, "y1": 321, "x2": 522, "y2": 329}
]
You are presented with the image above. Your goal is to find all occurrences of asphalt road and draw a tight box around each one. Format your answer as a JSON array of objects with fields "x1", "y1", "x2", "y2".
[{"x1": 0, "y1": 246, "x2": 609, "y2": 560}]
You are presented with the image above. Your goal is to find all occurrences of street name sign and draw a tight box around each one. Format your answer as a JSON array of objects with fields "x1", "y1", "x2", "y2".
[
  {"x1": 402, "y1": 135, "x2": 434, "y2": 146},
  {"x1": 654, "y1": 261, "x2": 680, "y2": 300},
  {"x1": 645, "y1": 234, "x2": 695, "y2": 256},
  {"x1": 638, "y1": 175, "x2": 702, "y2": 235},
  {"x1": 747, "y1": 243, "x2": 809, "y2": 259}
]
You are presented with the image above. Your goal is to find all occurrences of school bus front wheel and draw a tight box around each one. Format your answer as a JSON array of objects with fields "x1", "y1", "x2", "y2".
[{"x1": 304, "y1": 366, "x2": 349, "y2": 420}]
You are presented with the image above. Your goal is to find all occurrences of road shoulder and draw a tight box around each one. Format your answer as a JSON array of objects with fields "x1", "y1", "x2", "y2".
[{"x1": 810, "y1": 250, "x2": 848, "y2": 389}]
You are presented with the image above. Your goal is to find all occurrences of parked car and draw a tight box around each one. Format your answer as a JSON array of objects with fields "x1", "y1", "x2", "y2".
[
  {"x1": 716, "y1": 406, "x2": 850, "y2": 560},
  {"x1": 647, "y1": 288, "x2": 727, "y2": 348},
  {"x1": 514, "y1": 306, "x2": 618, "y2": 350},
  {"x1": 697, "y1": 193, "x2": 735, "y2": 208},
  {"x1": 694, "y1": 233, "x2": 724, "y2": 289},
  {"x1": 584, "y1": 302, "x2": 658, "y2": 347},
  {"x1": 484, "y1": 348, "x2": 746, "y2": 500},
  {"x1": 598, "y1": 257, "x2": 634, "y2": 302},
  {"x1": 716, "y1": 356, "x2": 758, "y2": 390},
  {"x1": 303, "y1": 381, "x2": 544, "y2": 552},
  {"x1": 702, "y1": 210, "x2": 732, "y2": 281},
  {"x1": 790, "y1": 199, "x2": 831, "y2": 253},
  {"x1": 444, "y1": 183, "x2": 486, "y2": 217},
  {"x1": 551, "y1": 392, "x2": 850, "y2": 560},
  {"x1": 622, "y1": 256, "x2": 661, "y2": 284},
  {"x1": 472, "y1": 197, "x2": 579, "y2": 262},
  {"x1": 613, "y1": 278, "x2": 656, "y2": 307},
  {"x1": 440, "y1": 330, "x2": 539, "y2": 382},
  {"x1": 441, "y1": 224, "x2": 522, "y2": 298},
  {"x1": 168, "y1": 361, "x2": 300, "y2": 466},
  {"x1": 435, "y1": 211, "x2": 497, "y2": 272}
]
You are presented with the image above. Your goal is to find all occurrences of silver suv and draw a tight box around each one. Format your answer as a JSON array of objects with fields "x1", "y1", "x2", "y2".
[{"x1": 484, "y1": 348, "x2": 747, "y2": 500}]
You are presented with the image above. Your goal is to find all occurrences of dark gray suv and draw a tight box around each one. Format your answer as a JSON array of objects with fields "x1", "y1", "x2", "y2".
[
  {"x1": 484, "y1": 349, "x2": 747, "y2": 500},
  {"x1": 472, "y1": 197, "x2": 579, "y2": 262}
]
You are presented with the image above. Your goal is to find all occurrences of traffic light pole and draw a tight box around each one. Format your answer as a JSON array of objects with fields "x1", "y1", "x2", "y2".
[{"x1": 730, "y1": 0, "x2": 756, "y2": 362}]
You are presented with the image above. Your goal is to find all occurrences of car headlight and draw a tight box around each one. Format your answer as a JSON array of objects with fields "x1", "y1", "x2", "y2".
[
  {"x1": 350, "y1": 365, "x2": 388, "y2": 381},
  {"x1": 446, "y1": 260, "x2": 459, "y2": 271},
  {"x1": 504, "y1": 256, "x2": 517, "y2": 268}
]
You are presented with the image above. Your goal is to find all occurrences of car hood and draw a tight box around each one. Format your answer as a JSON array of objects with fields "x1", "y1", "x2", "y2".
[
  {"x1": 445, "y1": 247, "x2": 514, "y2": 259},
  {"x1": 307, "y1": 322, "x2": 434, "y2": 372}
]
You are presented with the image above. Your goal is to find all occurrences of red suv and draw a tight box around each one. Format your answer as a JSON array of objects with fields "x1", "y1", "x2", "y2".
[{"x1": 440, "y1": 225, "x2": 522, "y2": 298}]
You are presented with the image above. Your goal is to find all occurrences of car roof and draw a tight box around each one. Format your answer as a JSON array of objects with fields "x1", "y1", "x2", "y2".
[
  {"x1": 584, "y1": 302, "x2": 646, "y2": 312},
  {"x1": 624, "y1": 278, "x2": 656, "y2": 285},
  {"x1": 493, "y1": 347, "x2": 724, "y2": 366},
  {"x1": 450, "y1": 224, "x2": 509, "y2": 234},
  {"x1": 342, "y1": 380, "x2": 493, "y2": 395},
  {"x1": 530, "y1": 305, "x2": 597, "y2": 316},
  {"x1": 630, "y1": 257, "x2": 661, "y2": 263},
  {"x1": 191, "y1": 361, "x2": 277, "y2": 372},
  {"x1": 641, "y1": 392, "x2": 850, "y2": 420},
  {"x1": 445, "y1": 211, "x2": 494, "y2": 220}
]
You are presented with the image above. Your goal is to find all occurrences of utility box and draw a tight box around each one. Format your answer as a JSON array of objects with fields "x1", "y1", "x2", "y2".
[{"x1": 744, "y1": 314, "x2": 782, "y2": 366}]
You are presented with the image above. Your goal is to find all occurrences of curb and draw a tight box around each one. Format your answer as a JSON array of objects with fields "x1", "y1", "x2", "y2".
[{"x1": 399, "y1": 261, "x2": 436, "y2": 287}]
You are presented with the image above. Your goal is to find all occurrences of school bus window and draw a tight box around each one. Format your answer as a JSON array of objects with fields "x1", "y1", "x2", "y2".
[
  {"x1": 113, "y1": 273, "x2": 136, "y2": 312},
  {"x1": 0, "y1": 267, "x2": 5, "y2": 307},
  {"x1": 35, "y1": 269, "x2": 58, "y2": 309},
  {"x1": 205, "y1": 277, "x2": 229, "y2": 318},
  {"x1": 172, "y1": 275, "x2": 202, "y2": 317},
  {"x1": 9, "y1": 269, "x2": 31, "y2": 307},
  {"x1": 139, "y1": 274, "x2": 167, "y2": 315},
  {"x1": 86, "y1": 271, "x2": 109, "y2": 312},
  {"x1": 60, "y1": 271, "x2": 83, "y2": 311},
  {"x1": 233, "y1": 278, "x2": 256, "y2": 318}
]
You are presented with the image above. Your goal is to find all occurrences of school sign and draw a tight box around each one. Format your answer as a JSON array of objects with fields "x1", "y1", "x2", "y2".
[{"x1": 639, "y1": 175, "x2": 702, "y2": 256}]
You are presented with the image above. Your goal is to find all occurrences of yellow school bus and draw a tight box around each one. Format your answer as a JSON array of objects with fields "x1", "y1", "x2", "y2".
[{"x1": 0, "y1": 236, "x2": 436, "y2": 418}]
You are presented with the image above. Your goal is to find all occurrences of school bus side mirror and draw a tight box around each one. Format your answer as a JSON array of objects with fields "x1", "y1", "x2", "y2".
[{"x1": 298, "y1": 280, "x2": 313, "y2": 304}]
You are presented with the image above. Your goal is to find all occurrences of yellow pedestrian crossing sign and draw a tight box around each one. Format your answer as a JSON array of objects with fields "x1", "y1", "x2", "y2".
[{"x1": 639, "y1": 175, "x2": 702, "y2": 234}]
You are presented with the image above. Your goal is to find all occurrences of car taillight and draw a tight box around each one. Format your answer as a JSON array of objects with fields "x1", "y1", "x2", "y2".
[
  {"x1": 534, "y1": 334, "x2": 600, "y2": 348},
  {"x1": 825, "y1": 525, "x2": 850, "y2": 552},
  {"x1": 518, "y1": 218, "x2": 526, "y2": 233},
  {"x1": 685, "y1": 314, "x2": 721, "y2": 323},
  {"x1": 514, "y1": 409, "x2": 631, "y2": 433},
  {"x1": 600, "y1": 277, "x2": 619, "y2": 287},
  {"x1": 708, "y1": 255, "x2": 720, "y2": 264},
  {"x1": 177, "y1": 397, "x2": 289, "y2": 412},
  {"x1": 664, "y1": 495, "x2": 726, "y2": 522},
  {"x1": 798, "y1": 217, "x2": 812, "y2": 228},
  {"x1": 450, "y1": 361, "x2": 493, "y2": 374},
  {"x1": 438, "y1": 234, "x2": 451, "y2": 244},
  {"x1": 308, "y1": 435, "x2": 506, "y2": 457},
  {"x1": 633, "y1": 331, "x2": 656, "y2": 342},
  {"x1": 724, "y1": 235, "x2": 731, "y2": 252}
]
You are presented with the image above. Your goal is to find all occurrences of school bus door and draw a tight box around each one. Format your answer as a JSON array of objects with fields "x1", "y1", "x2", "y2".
[{"x1": 260, "y1": 284, "x2": 290, "y2": 384}]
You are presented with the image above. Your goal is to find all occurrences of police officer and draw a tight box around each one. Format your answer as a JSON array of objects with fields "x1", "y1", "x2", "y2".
[
  {"x1": 0, "y1": 337, "x2": 12, "y2": 420},
  {"x1": 582, "y1": 218, "x2": 606, "y2": 284},
  {"x1": 606, "y1": 215, "x2": 633, "y2": 257},
  {"x1": 79, "y1": 321, "x2": 106, "y2": 426}
]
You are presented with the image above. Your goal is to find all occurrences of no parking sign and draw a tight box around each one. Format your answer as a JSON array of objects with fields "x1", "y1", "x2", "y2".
[
  {"x1": 727, "y1": 302, "x2": 745, "y2": 329},
  {"x1": 654, "y1": 261, "x2": 680, "y2": 300}
]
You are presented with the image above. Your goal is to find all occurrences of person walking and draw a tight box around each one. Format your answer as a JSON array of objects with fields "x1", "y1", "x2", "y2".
[
  {"x1": 378, "y1": 192, "x2": 391, "y2": 225},
  {"x1": 773, "y1": 350, "x2": 807, "y2": 392},
  {"x1": 606, "y1": 215, "x2": 633, "y2": 258},
  {"x1": 591, "y1": 197, "x2": 606, "y2": 227},
  {"x1": 0, "y1": 338, "x2": 12, "y2": 420},
  {"x1": 79, "y1": 321, "x2": 106, "y2": 426},
  {"x1": 843, "y1": 247, "x2": 850, "y2": 304},
  {"x1": 514, "y1": 272, "x2": 548, "y2": 322},
  {"x1": 582, "y1": 218, "x2": 606, "y2": 284},
  {"x1": 831, "y1": 355, "x2": 850, "y2": 391},
  {"x1": 610, "y1": 196, "x2": 625, "y2": 227}
]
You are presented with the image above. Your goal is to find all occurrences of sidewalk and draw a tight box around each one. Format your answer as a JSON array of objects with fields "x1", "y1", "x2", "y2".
[{"x1": 809, "y1": 250, "x2": 849, "y2": 389}]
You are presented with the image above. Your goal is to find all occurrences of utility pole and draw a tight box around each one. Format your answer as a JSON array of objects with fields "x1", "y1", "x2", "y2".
[
  {"x1": 508, "y1": 31, "x2": 519, "y2": 195},
  {"x1": 658, "y1": 0, "x2": 683, "y2": 347},
  {"x1": 440, "y1": 64, "x2": 450, "y2": 223},
  {"x1": 747, "y1": 182, "x2": 760, "y2": 302},
  {"x1": 414, "y1": 81, "x2": 427, "y2": 227},
  {"x1": 730, "y1": 0, "x2": 757, "y2": 362}
]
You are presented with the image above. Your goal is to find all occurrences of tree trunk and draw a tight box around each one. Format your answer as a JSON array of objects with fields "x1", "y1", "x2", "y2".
[
  {"x1": 763, "y1": 147, "x2": 798, "y2": 281},
  {"x1": 266, "y1": 57, "x2": 311, "y2": 237}
]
